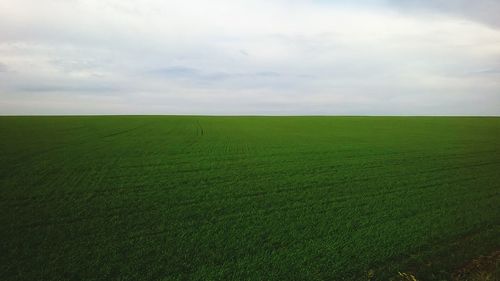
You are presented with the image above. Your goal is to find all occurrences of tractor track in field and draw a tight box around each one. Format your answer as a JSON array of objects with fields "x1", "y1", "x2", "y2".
[
  {"x1": 4, "y1": 154, "x2": 498, "y2": 212},
  {"x1": 13, "y1": 173, "x2": 491, "y2": 233},
  {"x1": 175, "y1": 119, "x2": 206, "y2": 154},
  {"x1": 102, "y1": 124, "x2": 148, "y2": 138}
]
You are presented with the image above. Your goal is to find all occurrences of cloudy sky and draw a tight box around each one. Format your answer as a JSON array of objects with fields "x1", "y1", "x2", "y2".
[{"x1": 0, "y1": 0, "x2": 499, "y2": 115}]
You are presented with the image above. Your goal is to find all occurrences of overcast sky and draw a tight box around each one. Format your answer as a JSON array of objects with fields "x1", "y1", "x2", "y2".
[{"x1": 0, "y1": 0, "x2": 499, "y2": 115}]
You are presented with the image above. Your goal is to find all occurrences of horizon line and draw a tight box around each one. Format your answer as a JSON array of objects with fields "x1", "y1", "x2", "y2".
[{"x1": 1, "y1": 114, "x2": 499, "y2": 118}]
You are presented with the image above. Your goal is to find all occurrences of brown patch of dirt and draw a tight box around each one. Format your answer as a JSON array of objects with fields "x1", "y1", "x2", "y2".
[{"x1": 451, "y1": 250, "x2": 500, "y2": 281}]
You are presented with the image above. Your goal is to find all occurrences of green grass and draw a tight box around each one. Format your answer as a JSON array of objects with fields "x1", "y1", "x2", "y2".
[{"x1": 0, "y1": 116, "x2": 499, "y2": 281}]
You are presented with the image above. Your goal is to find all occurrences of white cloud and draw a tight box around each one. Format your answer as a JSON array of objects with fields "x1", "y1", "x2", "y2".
[{"x1": 0, "y1": 0, "x2": 499, "y2": 115}]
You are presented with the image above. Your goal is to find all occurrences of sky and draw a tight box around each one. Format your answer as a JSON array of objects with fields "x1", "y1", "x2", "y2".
[{"x1": 0, "y1": 0, "x2": 499, "y2": 115}]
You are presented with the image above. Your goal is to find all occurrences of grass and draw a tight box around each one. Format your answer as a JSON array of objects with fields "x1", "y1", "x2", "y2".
[{"x1": 0, "y1": 116, "x2": 499, "y2": 281}]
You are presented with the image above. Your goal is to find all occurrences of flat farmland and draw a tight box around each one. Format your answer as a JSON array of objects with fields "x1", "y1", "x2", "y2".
[{"x1": 0, "y1": 116, "x2": 499, "y2": 280}]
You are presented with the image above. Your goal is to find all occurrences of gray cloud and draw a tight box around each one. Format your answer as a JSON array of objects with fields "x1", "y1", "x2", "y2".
[
  {"x1": 465, "y1": 68, "x2": 500, "y2": 75},
  {"x1": 147, "y1": 66, "x2": 282, "y2": 84},
  {"x1": 149, "y1": 66, "x2": 200, "y2": 78},
  {"x1": 18, "y1": 84, "x2": 119, "y2": 93},
  {"x1": 387, "y1": 0, "x2": 500, "y2": 28}
]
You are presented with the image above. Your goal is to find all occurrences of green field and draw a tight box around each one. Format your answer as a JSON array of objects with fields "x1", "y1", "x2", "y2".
[{"x1": 1, "y1": 116, "x2": 499, "y2": 280}]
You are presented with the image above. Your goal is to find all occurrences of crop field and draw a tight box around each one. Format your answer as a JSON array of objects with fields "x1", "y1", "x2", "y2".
[{"x1": 0, "y1": 116, "x2": 499, "y2": 280}]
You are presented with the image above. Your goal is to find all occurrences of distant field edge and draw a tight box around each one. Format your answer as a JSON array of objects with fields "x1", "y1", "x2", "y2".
[{"x1": 1, "y1": 114, "x2": 499, "y2": 118}]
